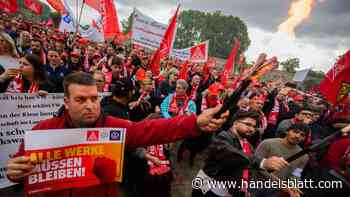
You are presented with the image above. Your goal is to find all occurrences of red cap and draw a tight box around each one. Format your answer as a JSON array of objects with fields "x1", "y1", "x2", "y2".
[
  {"x1": 93, "y1": 52, "x2": 101, "y2": 58},
  {"x1": 70, "y1": 50, "x2": 80, "y2": 57},
  {"x1": 293, "y1": 95, "x2": 304, "y2": 101},
  {"x1": 208, "y1": 83, "x2": 223, "y2": 96},
  {"x1": 78, "y1": 38, "x2": 89, "y2": 45}
]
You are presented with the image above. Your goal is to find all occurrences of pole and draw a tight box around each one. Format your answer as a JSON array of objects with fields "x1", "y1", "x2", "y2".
[
  {"x1": 73, "y1": 0, "x2": 85, "y2": 38},
  {"x1": 77, "y1": 0, "x2": 85, "y2": 31}
]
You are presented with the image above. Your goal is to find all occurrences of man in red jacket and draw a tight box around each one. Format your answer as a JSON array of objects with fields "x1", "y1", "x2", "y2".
[{"x1": 5, "y1": 72, "x2": 229, "y2": 197}]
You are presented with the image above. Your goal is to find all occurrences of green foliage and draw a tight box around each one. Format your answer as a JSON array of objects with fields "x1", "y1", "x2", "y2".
[
  {"x1": 280, "y1": 57, "x2": 300, "y2": 73},
  {"x1": 302, "y1": 70, "x2": 325, "y2": 90},
  {"x1": 121, "y1": 11, "x2": 133, "y2": 34},
  {"x1": 49, "y1": 12, "x2": 62, "y2": 28},
  {"x1": 174, "y1": 10, "x2": 250, "y2": 59}
]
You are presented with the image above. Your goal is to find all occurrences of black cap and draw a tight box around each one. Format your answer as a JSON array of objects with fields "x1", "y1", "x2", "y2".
[{"x1": 111, "y1": 79, "x2": 134, "y2": 97}]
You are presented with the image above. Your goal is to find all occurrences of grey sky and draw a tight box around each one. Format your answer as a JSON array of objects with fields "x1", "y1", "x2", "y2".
[{"x1": 43, "y1": 0, "x2": 349, "y2": 71}]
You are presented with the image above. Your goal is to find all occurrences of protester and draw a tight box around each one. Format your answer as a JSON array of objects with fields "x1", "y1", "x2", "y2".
[
  {"x1": 160, "y1": 79, "x2": 196, "y2": 118},
  {"x1": 0, "y1": 54, "x2": 54, "y2": 94},
  {"x1": 129, "y1": 78, "x2": 161, "y2": 122},
  {"x1": 0, "y1": 9, "x2": 349, "y2": 197},
  {"x1": 45, "y1": 49, "x2": 70, "y2": 92},
  {"x1": 253, "y1": 123, "x2": 310, "y2": 197},
  {"x1": 92, "y1": 71, "x2": 106, "y2": 92},
  {"x1": 276, "y1": 107, "x2": 315, "y2": 137},
  {"x1": 192, "y1": 111, "x2": 290, "y2": 197},
  {"x1": 101, "y1": 79, "x2": 134, "y2": 119},
  {"x1": 5, "y1": 72, "x2": 229, "y2": 197},
  {"x1": 157, "y1": 68, "x2": 179, "y2": 98}
]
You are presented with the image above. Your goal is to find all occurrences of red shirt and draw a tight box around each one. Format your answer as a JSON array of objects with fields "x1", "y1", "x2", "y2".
[{"x1": 16, "y1": 112, "x2": 200, "y2": 197}]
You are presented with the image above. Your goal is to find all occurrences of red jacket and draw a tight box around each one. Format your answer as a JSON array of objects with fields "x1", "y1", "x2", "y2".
[{"x1": 16, "y1": 112, "x2": 200, "y2": 197}]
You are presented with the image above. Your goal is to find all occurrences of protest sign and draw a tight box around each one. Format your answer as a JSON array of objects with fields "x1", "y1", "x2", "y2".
[
  {"x1": 0, "y1": 93, "x2": 110, "y2": 189},
  {"x1": 0, "y1": 93, "x2": 64, "y2": 188},
  {"x1": 132, "y1": 9, "x2": 209, "y2": 62},
  {"x1": 171, "y1": 40, "x2": 209, "y2": 63},
  {"x1": 24, "y1": 128, "x2": 125, "y2": 195},
  {"x1": 0, "y1": 56, "x2": 20, "y2": 69}
]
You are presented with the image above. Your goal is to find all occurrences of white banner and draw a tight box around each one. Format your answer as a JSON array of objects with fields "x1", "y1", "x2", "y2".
[
  {"x1": 0, "y1": 93, "x2": 64, "y2": 188},
  {"x1": 171, "y1": 40, "x2": 209, "y2": 63},
  {"x1": 132, "y1": 9, "x2": 209, "y2": 63},
  {"x1": 132, "y1": 9, "x2": 167, "y2": 50}
]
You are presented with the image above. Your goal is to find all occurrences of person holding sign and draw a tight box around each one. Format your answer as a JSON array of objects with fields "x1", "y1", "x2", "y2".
[{"x1": 5, "y1": 72, "x2": 229, "y2": 197}]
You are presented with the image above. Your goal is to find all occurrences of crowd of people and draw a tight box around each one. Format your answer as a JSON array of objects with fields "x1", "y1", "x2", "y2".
[{"x1": 1, "y1": 12, "x2": 350, "y2": 197}]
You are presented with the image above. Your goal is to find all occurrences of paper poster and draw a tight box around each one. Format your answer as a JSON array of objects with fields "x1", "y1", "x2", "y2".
[
  {"x1": 0, "y1": 56, "x2": 20, "y2": 69},
  {"x1": 24, "y1": 128, "x2": 125, "y2": 195},
  {"x1": 132, "y1": 9, "x2": 208, "y2": 62},
  {"x1": 293, "y1": 69, "x2": 310, "y2": 82},
  {"x1": 0, "y1": 93, "x2": 64, "y2": 188},
  {"x1": 0, "y1": 93, "x2": 111, "y2": 189}
]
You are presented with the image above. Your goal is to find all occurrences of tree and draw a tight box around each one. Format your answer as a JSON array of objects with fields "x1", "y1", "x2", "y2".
[
  {"x1": 280, "y1": 58, "x2": 300, "y2": 73},
  {"x1": 174, "y1": 10, "x2": 250, "y2": 59},
  {"x1": 302, "y1": 70, "x2": 325, "y2": 90},
  {"x1": 49, "y1": 12, "x2": 61, "y2": 28}
]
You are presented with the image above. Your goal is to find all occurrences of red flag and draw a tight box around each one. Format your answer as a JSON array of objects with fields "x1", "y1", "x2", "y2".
[
  {"x1": 320, "y1": 50, "x2": 350, "y2": 105},
  {"x1": 221, "y1": 38, "x2": 241, "y2": 86},
  {"x1": 0, "y1": 0, "x2": 19, "y2": 13},
  {"x1": 46, "y1": 0, "x2": 66, "y2": 15},
  {"x1": 150, "y1": 5, "x2": 180, "y2": 76},
  {"x1": 158, "y1": 5, "x2": 180, "y2": 58},
  {"x1": 179, "y1": 61, "x2": 189, "y2": 80},
  {"x1": 85, "y1": 0, "x2": 101, "y2": 11},
  {"x1": 100, "y1": 0, "x2": 120, "y2": 39},
  {"x1": 149, "y1": 48, "x2": 162, "y2": 77},
  {"x1": 24, "y1": 0, "x2": 43, "y2": 15}
]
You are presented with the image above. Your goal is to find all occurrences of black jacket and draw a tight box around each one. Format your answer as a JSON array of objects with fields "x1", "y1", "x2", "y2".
[
  {"x1": 202, "y1": 130, "x2": 262, "y2": 195},
  {"x1": 100, "y1": 96, "x2": 129, "y2": 120}
]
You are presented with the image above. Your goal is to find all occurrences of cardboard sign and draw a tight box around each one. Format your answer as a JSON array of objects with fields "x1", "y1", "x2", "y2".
[{"x1": 24, "y1": 128, "x2": 125, "y2": 195}]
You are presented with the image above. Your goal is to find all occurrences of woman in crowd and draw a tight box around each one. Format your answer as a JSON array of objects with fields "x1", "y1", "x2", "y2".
[{"x1": 0, "y1": 54, "x2": 54, "y2": 94}]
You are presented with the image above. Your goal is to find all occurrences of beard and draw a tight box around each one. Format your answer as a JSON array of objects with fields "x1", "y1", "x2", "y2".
[{"x1": 236, "y1": 129, "x2": 256, "y2": 139}]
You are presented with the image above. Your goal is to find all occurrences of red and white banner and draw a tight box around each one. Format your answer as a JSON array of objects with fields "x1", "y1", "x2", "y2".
[
  {"x1": 24, "y1": 128, "x2": 125, "y2": 195},
  {"x1": 171, "y1": 40, "x2": 209, "y2": 63}
]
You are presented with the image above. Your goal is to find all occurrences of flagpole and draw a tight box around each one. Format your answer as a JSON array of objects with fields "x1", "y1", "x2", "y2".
[
  {"x1": 77, "y1": 0, "x2": 85, "y2": 32},
  {"x1": 75, "y1": 0, "x2": 79, "y2": 30}
]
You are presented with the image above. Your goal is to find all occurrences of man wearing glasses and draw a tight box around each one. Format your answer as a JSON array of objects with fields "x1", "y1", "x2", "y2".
[
  {"x1": 276, "y1": 107, "x2": 316, "y2": 138},
  {"x1": 192, "y1": 111, "x2": 289, "y2": 197}
]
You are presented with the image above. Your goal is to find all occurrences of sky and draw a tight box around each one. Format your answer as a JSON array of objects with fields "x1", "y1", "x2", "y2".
[{"x1": 40, "y1": 0, "x2": 350, "y2": 72}]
